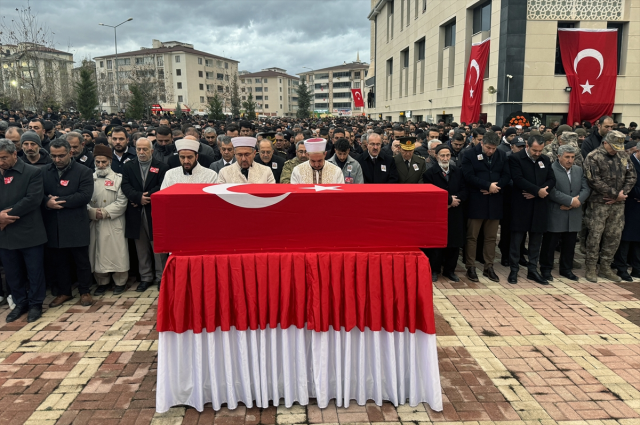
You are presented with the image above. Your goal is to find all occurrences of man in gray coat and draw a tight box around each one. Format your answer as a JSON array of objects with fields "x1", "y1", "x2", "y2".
[
  {"x1": 539, "y1": 144, "x2": 591, "y2": 281},
  {"x1": 327, "y1": 138, "x2": 364, "y2": 184}
]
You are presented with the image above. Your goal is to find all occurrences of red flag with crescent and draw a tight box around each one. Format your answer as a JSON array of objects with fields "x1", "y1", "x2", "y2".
[
  {"x1": 558, "y1": 29, "x2": 618, "y2": 124},
  {"x1": 351, "y1": 88, "x2": 365, "y2": 108},
  {"x1": 460, "y1": 38, "x2": 490, "y2": 124}
]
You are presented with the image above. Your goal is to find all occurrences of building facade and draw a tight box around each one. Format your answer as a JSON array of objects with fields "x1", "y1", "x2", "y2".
[
  {"x1": 94, "y1": 40, "x2": 239, "y2": 114},
  {"x1": 298, "y1": 59, "x2": 369, "y2": 117},
  {"x1": 0, "y1": 43, "x2": 74, "y2": 111},
  {"x1": 366, "y1": 0, "x2": 639, "y2": 126},
  {"x1": 239, "y1": 68, "x2": 299, "y2": 117}
]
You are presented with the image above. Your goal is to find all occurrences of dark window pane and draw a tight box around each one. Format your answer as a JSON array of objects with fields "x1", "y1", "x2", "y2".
[
  {"x1": 607, "y1": 22, "x2": 623, "y2": 74},
  {"x1": 555, "y1": 22, "x2": 575, "y2": 75},
  {"x1": 482, "y1": 3, "x2": 491, "y2": 31},
  {"x1": 418, "y1": 38, "x2": 425, "y2": 60}
]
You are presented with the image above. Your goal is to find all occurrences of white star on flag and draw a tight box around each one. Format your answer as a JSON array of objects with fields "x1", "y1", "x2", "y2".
[
  {"x1": 300, "y1": 185, "x2": 342, "y2": 192},
  {"x1": 580, "y1": 80, "x2": 594, "y2": 94},
  {"x1": 470, "y1": 88, "x2": 474, "y2": 98}
]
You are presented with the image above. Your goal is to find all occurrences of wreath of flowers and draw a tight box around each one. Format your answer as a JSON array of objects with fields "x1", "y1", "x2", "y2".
[{"x1": 508, "y1": 115, "x2": 530, "y2": 127}]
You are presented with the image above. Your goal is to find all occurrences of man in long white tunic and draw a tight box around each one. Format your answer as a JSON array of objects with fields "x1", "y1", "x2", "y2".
[
  {"x1": 290, "y1": 138, "x2": 345, "y2": 184},
  {"x1": 161, "y1": 139, "x2": 218, "y2": 189},
  {"x1": 88, "y1": 145, "x2": 129, "y2": 295},
  {"x1": 217, "y1": 137, "x2": 276, "y2": 184}
]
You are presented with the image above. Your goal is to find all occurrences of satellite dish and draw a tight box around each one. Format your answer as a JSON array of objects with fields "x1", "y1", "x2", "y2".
[{"x1": 487, "y1": 86, "x2": 497, "y2": 94}]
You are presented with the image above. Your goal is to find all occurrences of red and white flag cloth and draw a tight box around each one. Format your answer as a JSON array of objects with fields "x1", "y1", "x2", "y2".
[
  {"x1": 460, "y1": 38, "x2": 490, "y2": 124},
  {"x1": 558, "y1": 28, "x2": 618, "y2": 124},
  {"x1": 155, "y1": 252, "x2": 442, "y2": 413},
  {"x1": 351, "y1": 89, "x2": 365, "y2": 108}
]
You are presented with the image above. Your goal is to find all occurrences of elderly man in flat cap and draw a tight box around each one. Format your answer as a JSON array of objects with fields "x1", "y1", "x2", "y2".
[
  {"x1": 161, "y1": 139, "x2": 218, "y2": 189},
  {"x1": 217, "y1": 137, "x2": 276, "y2": 183}
]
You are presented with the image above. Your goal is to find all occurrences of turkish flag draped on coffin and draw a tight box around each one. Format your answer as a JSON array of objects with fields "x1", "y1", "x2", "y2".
[
  {"x1": 558, "y1": 28, "x2": 618, "y2": 124},
  {"x1": 351, "y1": 88, "x2": 365, "y2": 108},
  {"x1": 460, "y1": 38, "x2": 490, "y2": 124}
]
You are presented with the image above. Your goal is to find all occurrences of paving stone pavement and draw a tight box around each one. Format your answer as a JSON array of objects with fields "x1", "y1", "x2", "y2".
[{"x1": 1, "y1": 250, "x2": 640, "y2": 425}]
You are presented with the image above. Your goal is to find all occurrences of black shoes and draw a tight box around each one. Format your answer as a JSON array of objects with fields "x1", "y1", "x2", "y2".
[
  {"x1": 541, "y1": 272, "x2": 554, "y2": 282},
  {"x1": 94, "y1": 285, "x2": 108, "y2": 296},
  {"x1": 528, "y1": 271, "x2": 549, "y2": 285},
  {"x1": 113, "y1": 285, "x2": 127, "y2": 295},
  {"x1": 500, "y1": 258, "x2": 509, "y2": 267},
  {"x1": 618, "y1": 271, "x2": 633, "y2": 282},
  {"x1": 136, "y1": 281, "x2": 153, "y2": 292},
  {"x1": 466, "y1": 267, "x2": 479, "y2": 282},
  {"x1": 443, "y1": 272, "x2": 460, "y2": 282},
  {"x1": 432, "y1": 273, "x2": 438, "y2": 283},
  {"x1": 560, "y1": 271, "x2": 579, "y2": 281},
  {"x1": 6, "y1": 304, "x2": 28, "y2": 323},
  {"x1": 483, "y1": 267, "x2": 500, "y2": 282},
  {"x1": 508, "y1": 271, "x2": 518, "y2": 284},
  {"x1": 27, "y1": 306, "x2": 42, "y2": 323}
]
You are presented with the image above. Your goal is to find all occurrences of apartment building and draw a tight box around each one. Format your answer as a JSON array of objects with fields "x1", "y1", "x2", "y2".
[
  {"x1": 0, "y1": 43, "x2": 74, "y2": 111},
  {"x1": 367, "y1": 0, "x2": 639, "y2": 126},
  {"x1": 94, "y1": 39, "x2": 239, "y2": 114},
  {"x1": 298, "y1": 58, "x2": 369, "y2": 117},
  {"x1": 240, "y1": 68, "x2": 299, "y2": 117}
]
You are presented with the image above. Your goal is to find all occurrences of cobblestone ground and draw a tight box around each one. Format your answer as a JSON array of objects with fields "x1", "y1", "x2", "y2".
[{"x1": 1, "y1": 249, "x2": 640, "y2": 425}]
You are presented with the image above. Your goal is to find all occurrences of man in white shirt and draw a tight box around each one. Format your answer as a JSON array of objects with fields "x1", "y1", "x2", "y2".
[
  {"x1": 290, "y1": 138, "x2": 345, "y2": 184},
  {"x1": 161, "y1": 139, "x2": 218, "y2": 189},
  {"x1": 217, "y1": 137, "x2": 276, "y2": 183}
]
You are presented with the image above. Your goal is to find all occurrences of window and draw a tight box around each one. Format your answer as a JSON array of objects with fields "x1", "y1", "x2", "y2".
[
  {"x1": 280, "y1": 87, "x2": 282, "y2": 92},
  {"x1": 333, "y1": 102, "x2": 352, "y2": 108},
  {"x1": 242, "y1": 96, "x2": 246, "y2": 100},
  {"x1": 423, "y1": 0, "x2": 427, "y2": 12},
  {"x1": 333, "y1": 82, "x2": 351, "y2": 88},
  {"x1": 354, "y1": 71, "x2": 361, "y2": 78},
  {"x1": 135, "y1": 57, "x2": 153, "y2": 65},
  {"x1": 473, "y1": 2, "x2": 492, "y2": 34},
  {"x1": 215, "y1": 73, "x2": 222, "y2": 80},
  {"x1": 178, "y1": 95, "x2": 183, "y2": 102},
  {"x1": 387, "y1": 0, "x2": 395, "y2": 41},
  {"x1": 402, "y1": 48, "x2": 410, "y2": 68},
  {"x1": 334, "y1": 71, "x2": 350, "y2": 78},
  {"x1": 198, "y1": 71, "x2": 203, "y2": 77},
  {"x1": 265, "y1": 96, "x2": 269, "y2": 100},
  {"x1": 280, "y1": 96, "x2": 282, "y2": 100},
  {"x1": 255, "y1": 78, "x2": 261, "y2": 83},
  {"x1": 264, "y1": 104, "x2": 269, "y2": 109},
  {"x1": 444, "y1": 21, "x2": 456, "y2": 47},
  {"x1": 106, "y1": 60, "x2": 112, "y2": 69},
  {"x1": 207, "y1": 84, "x2": 213, "y2": 91},
  {"x1": 198, "y1": 57, "x2": 203, "y2": 65},
  {"x1": 116, "y1": 58, "x2": 130, "y2": 66},
  {"x1": 555, "y1": 22, "x2": 575, "y2": 75},
  {"x1": 158, "y1": 69, "x2": 165, "y2": 79},
  {"x1": 255, "y1": 87, "x2": 263, "y2": 92},
  {"x1": 206, "y1": 71, "x2": 214, "y2": 79},
  {"x1": 406, "y1": 0, "x2": 410, "y2": 24},
  {"x1": 607, "y1": 22, "x2": 624, "y2": 74},
  {"x1": 315, "y1": 103, "x2": 328, "y2": 109},
  {"x1": 264, "y1": 78, "x2": 268, "y2": 83},
  {"x1": 218, "y1": 85, "x2": 223, "y2": 92},
  {"x1": 417, "y1": 37, "x2": 425, "y2": 60},
  {"x1": 333, "y1": 92, "x2": 352, "y2": 98},
  {"x1": 199, "y1": 84, "x2": 204, "y2": 90},
  {"x1": 99, "y1": 61, "x2": 104, "y2": 68},
  {"x1": 315, "y1": 73, "x2": 329, "y2": 79},
  {"x1": 200, "y1": 96, "x2": 205, "y2": 103},
  {"x1": 224, "y1": 62, "x2": 228, "y2": 69},
  {"x1": 264, "y1": 87, "x2": 268, "y2": 92},
  {"x1": 354, "y1": 82, "x2": 361, "y2": 88},
  {"x1": 176, "y1": 69, "x2": 182, "y2": 76},
  {"x1": 279, "y1": 78, "x2": 282, "y2": 83},
  {"x1": 256, "y1": 96, "x2": 263, "y2": 100},
  {"x1": 177, "y1": 82, "x2": 182, "y2": 89},
  {"x1": 175, "y1": 55, "x2": 180, "y2": 63},
  {"x1": 206, "y1": 59, "x2": 213, "y2": 67},
  {"x1": 387, "y1": 58, "x2": 394, "y2": 75},
  {"x1": 157, "y1": 56, "x2": 164, "y2": 67},
  {"x1": 217, "y1": 60, "x2": 223, "y2": 67},
  {"x1": 225, "y1": 74, "x2": 229, "y2": 81},
  {"x1": 107, "y1": 72, "x2": 113, "y2": 81}
]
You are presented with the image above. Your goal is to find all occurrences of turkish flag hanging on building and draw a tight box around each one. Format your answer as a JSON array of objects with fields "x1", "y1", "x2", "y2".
[
  {"x1": 351, "y1": 88, "x2": 365, "y2": 108},
  {"x1": 558, "y1": 28, "x2": 618, "y2": 124},
  {"x1": 460, "y1": 38, "x2": 490, "y2": 124}
]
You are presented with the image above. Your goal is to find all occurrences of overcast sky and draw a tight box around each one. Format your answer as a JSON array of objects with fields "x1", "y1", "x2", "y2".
[{"x1": 2, "y1": 0, "x2": 371, "y2": 75}]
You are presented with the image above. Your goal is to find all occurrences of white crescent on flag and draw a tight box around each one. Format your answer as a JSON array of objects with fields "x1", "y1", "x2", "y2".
[
  {"x1": 203, "y1": 183, "x2": 291, "y2": 208},
  {"x1": 469, "y1": 59, "x2": 480, "y2": 85},
  {"x1": 574, "y1": 48, "x2": 604, "y2": 79}
]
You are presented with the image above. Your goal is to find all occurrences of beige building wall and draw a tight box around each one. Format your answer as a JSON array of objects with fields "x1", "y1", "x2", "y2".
[{"x1": 240, "y1": 69, "x2": 299, "y2": 117}]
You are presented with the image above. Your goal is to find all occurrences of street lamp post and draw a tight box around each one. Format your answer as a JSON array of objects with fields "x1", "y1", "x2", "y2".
[{"x1": 99, "y1": 18, "x2": 133, "y2": 113}]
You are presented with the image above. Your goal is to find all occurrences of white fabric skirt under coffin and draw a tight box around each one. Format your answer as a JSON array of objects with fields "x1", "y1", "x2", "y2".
[{"x1": 156, "y1": 326, "x2": 442, "y2": 413}]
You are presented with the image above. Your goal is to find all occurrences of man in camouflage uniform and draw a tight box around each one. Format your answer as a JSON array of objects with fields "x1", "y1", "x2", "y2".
[
  {"x1": 583, "y1": 131, "x2": 637, "y2": 282},
  {"x1": 542, "y1": 131, "x2": 584, "y2": 168}
]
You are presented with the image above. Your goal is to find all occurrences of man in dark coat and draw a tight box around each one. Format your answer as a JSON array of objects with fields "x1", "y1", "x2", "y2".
[
  {"x1": 357, "y1": 133, "x2": 399, "y2": 183},
  {"x1": 612, "y1": 143, "x2": 640, "y2": 281},
  {"x1": 121, "y1": 138, "x2": 169, "y2": 292},
  {"x1": 508, "y1": 134, "x2": 557, "y2": 284},
  {"x1": 110, "y1": 127, "x2": 137, "y2": 173},
  {"x1": 581, "y1": 115, "x2": 614, "y2": 159},
  {"x1": 460, "y1": 131, "x2": 510, "y2": 282},
  {"x1": 0, "y1": 139, "x2": 48, "y2": 322},
  {"x1": 67, "y1": 131, "x2": 95, "y2": 170},
  {"x1": 255, "y1": 139, "x2": 285, "y2": 182},
  {"x1": 423, "y1": 144, "x2": 468, "y2": 282},
  {"x1": 42, "y1": 138, "x2": 95, "y2": 307},
  {"x1": 394, "y1": 137, "x2": 427, "y2": 183}
]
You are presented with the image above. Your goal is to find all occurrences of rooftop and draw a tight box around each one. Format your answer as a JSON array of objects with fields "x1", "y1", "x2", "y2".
[
  {"x1": 94, "y1": 45, "x2": 237, "y2": 63},
  {"x1": 241, "y1": 69, "x2": 299, "y2": 80},
  {"x1": 299, "y1": 61, "x2": 369, "y2": 74}
]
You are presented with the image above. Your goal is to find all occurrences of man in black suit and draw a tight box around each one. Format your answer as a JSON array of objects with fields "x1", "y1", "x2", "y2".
[
  {"x1": 0, "y1": 139, "x2": 48, "y2": 322},
  {"x1": 121, "y1": 138, "x2": 169, "y2": 292},
  {"x1": 357, "y1": 133, "x2": 399, "y2": 183},
  {"x1": 42, "y1": 139, "x2": 95, "y2": 307},
  {"x1": 508, "y1": 134, "x2": 557, "y2": 284},
  {"x1": 254, "y1": 139, "x2": 285, "y2": 182}
]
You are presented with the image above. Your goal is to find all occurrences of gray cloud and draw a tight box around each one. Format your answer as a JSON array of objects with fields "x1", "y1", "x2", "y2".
[{"x1": 2, "y1": 0, "x2": 371, "y2": 75}]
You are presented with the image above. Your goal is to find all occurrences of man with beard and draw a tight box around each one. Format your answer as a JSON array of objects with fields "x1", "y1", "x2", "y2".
[
  {"x1": 507, "y1": 134, "x2": 556, "y2": 284},
  {"x1": 217, "y1": 137, "x2": 276, "y2": 184},
  {"x1": 152, "y1": 126, "x2": 177, "y2": 165},
  {"x1": 423, "y1": 144, "x2": 468, "y2": 282},
  {"x1": 42, "y1": 139, "x2": 95, "y2": 307},
  {"x1": 394, "y1": 137, "x2": 427, "y2": 183},
  {"x1": 290, "y1": 138, "x2": 344, "y2": 184},
  {"x1": 254, "y1": 139, "x2": 285, "y2": 182},
  {"x1": 88, "y1": 145, "x2": 129, "y2": 296},
  {"x1": 20, "y1": 131, "x2": 51, "y2": 168},
  {"x1": 497, "y1": 127, "x2": 517, "y2": 153},
  {"x1": 448, "y1": 132, "x2": 467, "y2": 166},
  {"x1": 66, "y1": 132, "x2": 94, "y2": 170},
  {"x1": 280, "y1": 140, "x2": 309, "y2": 183},
  {"x1": 110, "y1": 127, "x2": 136, "y2": 174},
  {"x1": 161, "y1": 139, "x2": 218, "y2": 189},
  {"x1": 121, "y1": 138, "x2": 169, "y2": 292},
  {"x1": 81, "y1": 130, "x2": 95, "y2": 152},
  {"x1": 582, "y1": 115, "x2": 615, "y2": 159},
  {"x1": 357, "y1": 133, "x2": 399, "y2": 183}
]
